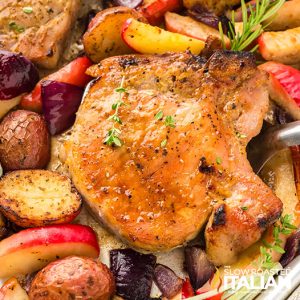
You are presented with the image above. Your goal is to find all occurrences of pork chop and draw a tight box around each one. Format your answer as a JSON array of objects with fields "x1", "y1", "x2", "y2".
[
  {"x1": 65, "y1": 51, "x2": 283, "y2": 265},
  {"x1": 0, "y1": 0, "x2": 80, "y2": 69}
]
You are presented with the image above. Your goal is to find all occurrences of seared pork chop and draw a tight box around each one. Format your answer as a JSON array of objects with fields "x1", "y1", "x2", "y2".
[
  {"x1": 65, "y1": 51, "x2": 282, "y2": 265},
  {"x1": 0, "y1": 0, "x2": 80, "y2": 69}
]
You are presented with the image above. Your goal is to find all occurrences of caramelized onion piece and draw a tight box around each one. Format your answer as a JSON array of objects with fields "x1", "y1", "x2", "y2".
[
  {"x1": 280, "y1": 229, "x2": 300, "y2": 268},
  {"x1": 110, "y1": 248, "x2": 156, "y2": 300},
  {"x1": 184, "y1": 246, "x2": 215, "y2": 290},
  {"x1": 154, "y1": 264, "x2": 183, "y2": 298}
]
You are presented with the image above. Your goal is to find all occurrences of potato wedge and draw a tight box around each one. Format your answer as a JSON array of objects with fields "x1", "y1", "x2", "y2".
[
  {"x1": 121, "y1": 18, "x2": 205, "y2": 55},
  {"x1": 0, "y1": 170, "x2": 82, "y2": 227},
  {"x1": 264, "y1": 0, "x2": 300, "y2": 31},
  {"x1": 83, "y1": 7, "x2": 146, "y2": 63},
  {"x1": 258, "y1": 27, "x2": 300, "y2": 65}
]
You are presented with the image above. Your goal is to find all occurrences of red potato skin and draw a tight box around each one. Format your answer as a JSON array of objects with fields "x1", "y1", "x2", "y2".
[
  {"x1": 0, "y1": 110, "x2": 50, "y2": 171},
  {"x1": 137, "y1": 0, "x2": 181, "y2": 25},
  {"x1": 29, "y1": 256, "x2": 115, "y2": 300},
  {"x1": 20, "y1": 56, "x2": 92, "y2": 113}
]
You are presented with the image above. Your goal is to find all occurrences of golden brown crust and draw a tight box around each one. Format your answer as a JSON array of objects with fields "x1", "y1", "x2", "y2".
[
  {"x1": 0, "y1": 170, "x2": 82, "y2": 227},
  {"x1": 66, "y1": 51, "x2": 282, "y2": 265}
]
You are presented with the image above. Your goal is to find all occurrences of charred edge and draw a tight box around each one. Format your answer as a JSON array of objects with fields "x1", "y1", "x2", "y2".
[
  {"x1": 257, "y1": 210, "x2": 283, "y2": 229},
  {"x1": 212, "y1": 204, "x2": 226, "y2": 227},
  {"x1": 198, "y1": 157, "x2": 215, "y2": 174},
  {"x1": 118, "y1": 57, "x2": 139, "y2": 69}
]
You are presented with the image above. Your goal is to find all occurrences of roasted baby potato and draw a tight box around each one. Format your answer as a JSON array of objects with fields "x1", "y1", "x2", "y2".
[
  {"x1": 29, "y1": 256, "x2": 115, "y2": 300},
  {"x1": 83, "y1": 6, "x2": 146, "y2": 62},
  {"x1": 0, "y1": 170, "x2": 82, "y2": 228},
  {"x1": 0, "y1": 110, "x2": 50, "y2": 171}
]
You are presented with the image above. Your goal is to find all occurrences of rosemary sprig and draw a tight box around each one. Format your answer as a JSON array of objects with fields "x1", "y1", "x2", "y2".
[
  {"x1": 104, "y1": 76, "x2": 127, "y2": 147},
  {"x1": 260, "y1": 214, "x2": 297, "y2": 269},
  {"x1": 219, "y1": 0, "x2": 285, "y2": 52}
]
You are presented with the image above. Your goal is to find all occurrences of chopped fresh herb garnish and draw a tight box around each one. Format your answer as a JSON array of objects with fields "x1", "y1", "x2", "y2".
[
  {"x1": 23, "y1": 7, "x2": 33, "y2": 14},
  {"x1": 164, "y1": 115, "x2": 176, "y2": 128},
  {"x1": 9, "y1": 21, "x2": 25, "y2": 33},
  {"x1": 260, "y1": 214, "x2": 296, "y2": 269},
  {"x1": 216, "y1": 157, "x2": 222, "y2": 165},
  {"x1": 219, "y1": 0, "x2": 285, "y2": 52},
  {"x1": 236, "y1": 132, "x2": 247, "y2": 139},
  {"x1": 161, "y1": 139, "x2": 167, "y2": 148},
  {"x1": 241, "y1": 206, "x2": 248, "y2": 211},
  {"x1": 155, "y1": 110, "x2": 164, "y2": 120},
  {"x1": 104, "y1": 76, "x2": 127, "y2": 147}
]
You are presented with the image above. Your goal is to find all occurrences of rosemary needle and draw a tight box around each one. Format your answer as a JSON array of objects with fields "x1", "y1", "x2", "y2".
[{"x1": 219, "y1": 0, "x2": 285, "y2": 52}]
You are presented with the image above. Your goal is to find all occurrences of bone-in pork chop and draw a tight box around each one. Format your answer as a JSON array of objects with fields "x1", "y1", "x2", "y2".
[
  {"x1": 0, "y1": 0, "x2": 79, "y2": 69},
  {"x1": 65, "y1": 51, "x2": 282, "y2": 265}
]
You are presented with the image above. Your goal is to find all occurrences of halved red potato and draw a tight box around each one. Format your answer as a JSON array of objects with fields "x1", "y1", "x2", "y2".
[
  {"x1": 137, "y1": 0, "x2": 181, "y2": 25},
  {"x1": 29, "y1": 256, "x2": 115, "y2": 300},
  {"x1": 0, "y1": 224, "x2": 99, "y2": 278},
  {"x1": 121, "y1": 18, "x2": 205, "y2": 55},
  {"x1": 0, "y1": 277, "x2": 29, "y2": 300},
  {"x1": 165, "y1": 12, "x2": 230, "y2": 46},
  {"x1": 258, "y1": 27, "x2": 300, "y2": 65},
  {"x1": 83, "y1": 7, "x2": 146, "y2": 63},
  {"x1": 0, "y1": 170, "x2": 82, "y2": 227},
  {"x1": 259, "y1": 62, "x2": 300, "y2": 120}
]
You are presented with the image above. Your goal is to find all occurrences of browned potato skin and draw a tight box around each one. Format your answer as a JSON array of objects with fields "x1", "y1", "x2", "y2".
[
  {"x1": 29, "y1": 256, "x2": 115, "y2": 300},
  {"x1": 0, "y1": 110, "x2": 50, "y2": 171},
  {"x1": 0, "y1": 170, "x2": 82, "y2": 228},
  {"x1": 183, "y1": 0, "x2": 241, "y2": 14},
  {"x1": 83, "y1": 6, "x2": 147, "y2": 63}
]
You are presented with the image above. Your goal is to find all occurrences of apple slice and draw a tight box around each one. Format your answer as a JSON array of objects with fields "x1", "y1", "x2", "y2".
[
  {"x1": 137, "y1": 0, "x2": 181, "y2": 25},
  {"x1": 258, "y1": 27, "x2": 300, "y2": 65},
  {"x1": 165, "y1": 12, "x2": 229, "y2": 46},
  {"x1": 121, "y1": 18, "x2": 205, "y2": 55},
  {"x1": 0, "y1": 277, "x2": 29, "y2": 300},
  {"x1": 0, "y1": 96, "x2": 21, "y2": 120},
  {"x1": 259, "y1": 62, "x2": 300, "y2": 120},
  {"x1": 0, "y1": 224, "x2": 99, "y2": 278}
]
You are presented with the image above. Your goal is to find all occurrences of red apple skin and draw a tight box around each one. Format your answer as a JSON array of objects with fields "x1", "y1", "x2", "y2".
[
  {"x1": 261, "y1": 62, "x2": 300, "y2": 105},
  {"x1": 259, "y1": 62, "x2": 300, "y2": 120},
  {"x1": 0, "y1": 224, "x2": 100, "y2": 278},
  {"x1": 137, "y1": 0, "x2": 181, "y2": 25},
  {"x1": 121, "y1": 19, "x2": 138, "y2": 52}
]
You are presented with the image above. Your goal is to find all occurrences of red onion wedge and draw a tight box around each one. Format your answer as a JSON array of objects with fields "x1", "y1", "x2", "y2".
[
  {"x1": 0, "y1": 50, "x2": 39, "y2": 100},
  {"x1": 280, "y1": 229, "x2": 300, "y2": 268},
  {"x1": 110, "y1": 248, "x2": 156, "y2": 300},
  {"x1": 154, "y1": 264, "x2": 183, "y2": 298},
  {"x1": 41, "y1": 80, "x2": 84, "y2": 135},
  {"x1": 184, "y1": 246, "x2": 215, "y2": 291}
]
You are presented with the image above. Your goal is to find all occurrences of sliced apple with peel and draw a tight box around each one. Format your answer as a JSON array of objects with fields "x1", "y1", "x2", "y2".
[
  {"x1": 0, "y1": 96, "x2": 21, "y2": 120},
  {"x1": 0, "y1": 277, "x2": 29, "y2": 300},
  {"x1": 259, "y1": 61, "x2": 300, "y2": 120},
  {"x1": 165, "y1": 12, "x2": 230, "y2": 47},
  {"x1": 121, "y1": 18, "x2": 205, "y2": 55},
  {"x1": 0, "y1": 224, "x2": 99, "y2": 278}
]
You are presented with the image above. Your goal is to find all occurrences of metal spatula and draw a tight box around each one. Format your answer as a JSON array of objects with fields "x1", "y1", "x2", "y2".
[{"x1": 247, "y1": 121, "x2": 300, "y2": 173}]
